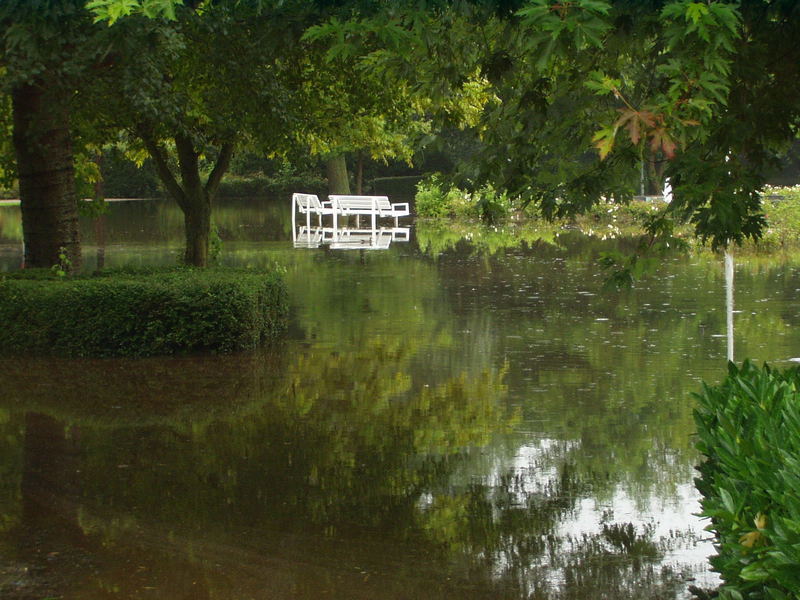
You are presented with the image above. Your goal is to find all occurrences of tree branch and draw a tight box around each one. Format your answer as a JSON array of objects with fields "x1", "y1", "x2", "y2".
[
  {"x1": 205, "y1": 141, "x2": 235, "y2": 200},
  {"x1": 174, "y1": 133, "x2": 203, "y2": 196},
  {"x1": 139, "y1": 128, "x2": 188, "y2": 211}
]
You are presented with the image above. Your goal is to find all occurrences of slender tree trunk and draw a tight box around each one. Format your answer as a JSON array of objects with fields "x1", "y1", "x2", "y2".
[
  {"x1": 355, "y1": 151, "x2": 364, "y2": 195},
  {"x1": 93, "y1": 153, "x2": 106, "y2": 270},
  {"x1": 12, "y1": 83, "x2": 81, "y2": 270},
  {"x1": 725, "y1": 250, "x2": 735, "y2": 363}
]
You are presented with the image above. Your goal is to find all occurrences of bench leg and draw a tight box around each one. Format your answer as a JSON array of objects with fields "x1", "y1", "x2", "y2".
[{"x1": 291, "y1": 199, "x2": 297, "y2": 242}]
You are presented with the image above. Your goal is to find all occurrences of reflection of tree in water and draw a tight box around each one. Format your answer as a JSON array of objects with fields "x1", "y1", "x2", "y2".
[
  {"x1": 0, "y1": 341, "x2": 694, "y2": 599},
  {"x1": 0, "y1": 344, "x2": 514, "y2": 598},
  {"x1": 416, "y1": 458, "x2": 693, "y2": 599}
]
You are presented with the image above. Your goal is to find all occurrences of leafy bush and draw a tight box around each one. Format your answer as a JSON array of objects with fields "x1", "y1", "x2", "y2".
[
  {"x1": 414, "y1": 176, "x2": 451, "y2": 218},
  {"x1": 415, "y1": 176, "x2": 511, "y2": 221},
  {"x1": 694, "y1": 361, "x2": 800, "y2": 599},
  {"x1": 758, "y1": 187, "x2": 800, "y2": 250},
  {"x1": 472, "y1": 184, "x2": 510, "y2": 223},
  {"x1": 0, "y1": 267, "x2": 288, "y2": 357}
]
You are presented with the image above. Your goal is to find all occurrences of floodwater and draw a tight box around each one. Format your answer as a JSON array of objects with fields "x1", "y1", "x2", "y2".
[{"x1": 1, "y1": 197, "x2": 800, "y2": 599}]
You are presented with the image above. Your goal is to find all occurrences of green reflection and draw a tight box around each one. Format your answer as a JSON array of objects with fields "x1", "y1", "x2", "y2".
[{"x1": 0, "y1": 345, "x2": 518, "y2": 598}]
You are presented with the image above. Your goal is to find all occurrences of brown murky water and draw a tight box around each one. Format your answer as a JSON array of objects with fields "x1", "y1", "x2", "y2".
[{"x1": 1, "y1": 197, "x2": 799, "y2": 598}]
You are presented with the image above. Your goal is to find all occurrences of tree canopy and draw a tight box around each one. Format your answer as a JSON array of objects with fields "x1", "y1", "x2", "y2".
[
  {"x1": 4, "y1": 0, "x2": 800, "y2": 268},
  {"x1": 304, "y1": 0, "x2": 800, "y2": 251}
]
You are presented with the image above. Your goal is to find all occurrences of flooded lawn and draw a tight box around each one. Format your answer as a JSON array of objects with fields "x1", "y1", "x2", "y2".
[{"x1": 1, "y1": 198, "x2": 799, "y2": 598}]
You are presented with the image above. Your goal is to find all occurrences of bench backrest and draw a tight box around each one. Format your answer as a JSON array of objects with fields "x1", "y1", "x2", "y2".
[
  {"x1": 330, "y1": 195, "x2": 389, "y2": 211},
  {"x1": 293, "y1": 193, "x2": 322, "y2": 211}
]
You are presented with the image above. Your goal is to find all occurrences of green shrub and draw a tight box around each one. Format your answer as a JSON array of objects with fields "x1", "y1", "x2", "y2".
[
  {"x1": 217, "y1": 172, "x2": 326, "y2": 197},
  {"x1": 415, "y1": 176, "x2": 511, "y2": 221},
  {"x1": 414, "y1": 176, "x2": 450, "y2": 218},
  {"x1": 472, "y1": 184, "x2": 510, "y2": 223},
  {"x1": 0, "y1": 267, "x2": 288, "y2": 357},
  {"x1": 694, "y1": 361, "x2": 800, "y2": 600},
  {"x1": 759, "y1": 187, "x2": 800, "y2": 250}
]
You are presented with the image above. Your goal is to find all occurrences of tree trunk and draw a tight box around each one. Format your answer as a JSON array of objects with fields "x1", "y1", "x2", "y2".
[
  {"x1": 12, "y1": 83, "x2": 81, "y2": 270},
  {"x1": 94, "y1": 153, "x2": 106, "y2": 270},
  {"x1": 183, "y1": 194, "x2": 212, "y2": 267},
  {"x1": 326, "y1": 154, "x2": 350, "y2": 227},
  {"x1": 141, "y1": 131, "x2": 233, "y2": 268},
  {"x1": 22, "y1": 413, "x2": 86, "y2": 549},
  {"x1": 326, "y1": 154, "x2": 350, "y2": 195}
]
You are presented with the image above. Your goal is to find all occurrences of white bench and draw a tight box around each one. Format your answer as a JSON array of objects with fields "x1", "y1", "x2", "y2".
[
  {"x1": 329, "y1": 195, "x2": 410, "y2": 228},
  {"x1": 291, "y1": 193, "x2": 334, "y2": 234}
]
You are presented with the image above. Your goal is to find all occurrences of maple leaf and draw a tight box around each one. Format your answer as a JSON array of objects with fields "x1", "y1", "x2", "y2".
[
  {"x1": 649, "y1": 126, "x2": 677, "y2": 158},
  {"x1": 592, "y1": 125, "x2": 617, "y2": 160},
  {"x1": 614, "y1": 108, "x2": 657, "y2": 146}
]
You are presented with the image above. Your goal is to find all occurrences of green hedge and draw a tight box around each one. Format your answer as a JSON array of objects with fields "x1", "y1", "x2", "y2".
[
  {"x1": 217, "y1": 173, "x2": 326, "y2": 197},
  {"x1": 0, "y1": 268, "x2": 288, "y2": 357},
  {"x1": 694, "y1": 361, "x2": 800, "y2": 600}
]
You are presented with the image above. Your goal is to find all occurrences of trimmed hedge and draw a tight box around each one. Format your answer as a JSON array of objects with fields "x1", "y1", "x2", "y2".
[
  {"x1": 694, "y1": 361, "x2": 800, "y2": 600},
  {"x1": 0, "y1": 268, "x2": 288, "y2": 357}
]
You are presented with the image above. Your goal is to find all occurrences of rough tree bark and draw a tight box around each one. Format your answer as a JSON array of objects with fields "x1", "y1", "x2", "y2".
[
  {"x1": 326, "y1": 154, "x2": 350, "y2": 195},
  {"x1": 11, "y1": 82, "x2": 82, "y2": 270},
  {"x1": 141, "y1": 132, "x2": 233, "y2": 267}
]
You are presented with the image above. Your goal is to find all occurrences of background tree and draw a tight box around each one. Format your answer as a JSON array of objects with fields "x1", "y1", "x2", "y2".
[
  {"x1": 308, "y1": 0, "x2": 800, "y2": 256},
  {"x1": 302, "y1": 6, "x2": 496, "y2": 196}
]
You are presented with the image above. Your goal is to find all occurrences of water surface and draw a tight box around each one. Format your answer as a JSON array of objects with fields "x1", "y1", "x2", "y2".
[{"x1": 1, "y1": 198, "x2": 799, "y2": 599}]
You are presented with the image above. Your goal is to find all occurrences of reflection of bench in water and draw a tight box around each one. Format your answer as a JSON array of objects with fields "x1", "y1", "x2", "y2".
[
  {"x1": 293, "y1": 226, "x2": 410, "y2": 250},
  {"x1": 293, "y1": 226, "x2": 326, "y2": 248},
  {"x1": 329, "y1": 227, "x2": 410, "y2": 250}
]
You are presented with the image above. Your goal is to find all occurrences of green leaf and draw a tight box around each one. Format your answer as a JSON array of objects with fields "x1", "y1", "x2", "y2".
[{"x1": 719, "y1": 487, "x2": 736, "y2": 515}]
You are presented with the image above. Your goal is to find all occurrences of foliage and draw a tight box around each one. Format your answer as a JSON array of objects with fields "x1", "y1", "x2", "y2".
[
  {"x1": 414, "y1": 175, "x2": 461, "y2": 218},
  {"x1": 757, "y1": 186, "x2": 800, "y2": 251},
  {"x1": 694, "y1": 361, "x2": 800, "y2": 599},
  {"x1": 216, "y1": 171, "x2": 326, "y2": 198},
  {"x1": 415, "y1": 175, "x2": 513, "y2": 222},
  {"x1": 50, "y1": 245, "x2": 72, "y2": 277},
  {"x1": 312, "y1": 1, "x2": 800, "y2": 256},
  {"x1": 86, "y1": 0, "x2": 178, "y2": 24},
  {"x1": 0, "y1": 267, "x2": 288, "y2": 357},
  {"x1": 302, "y1": 3, "x2": 499, "y2": 181},
  {"x1": 100, "y1": 146, "x2": 161, "y2": 198}
]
